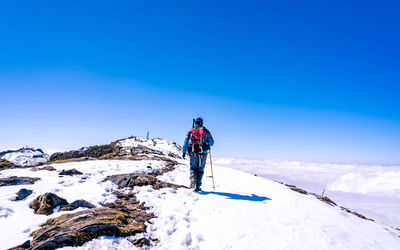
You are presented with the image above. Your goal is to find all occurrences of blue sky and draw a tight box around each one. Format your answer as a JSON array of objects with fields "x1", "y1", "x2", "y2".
[{"x1": 1, "y1": 0, "x2": 400, "y2": 164}]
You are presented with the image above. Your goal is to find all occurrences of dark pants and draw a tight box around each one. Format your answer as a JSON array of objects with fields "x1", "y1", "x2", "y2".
[{"x1": 190, "y1": 154, "x2": 207, "y2": 189}]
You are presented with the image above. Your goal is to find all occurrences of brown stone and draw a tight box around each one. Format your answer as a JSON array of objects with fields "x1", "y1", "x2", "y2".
[
  {"x1": 59, "y1": 199, "x2": 96, "y2": 211},
  {"x1": 29, "y1": 193, "x2": 68, "y2": 215},
  {"x1": 38, "y1": 166, "x2": 56, "y2": 171},
  {"x1": 0, "y1": 176, "x2": 40, "y2": 187},
  {"x1": 28, "y1": 192, "x2": 153, "y2": 250}
]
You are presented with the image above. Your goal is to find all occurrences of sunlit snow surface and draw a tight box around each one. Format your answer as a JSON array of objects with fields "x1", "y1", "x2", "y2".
[
  {"x1": 134, "y1": 161, "x2": 400, "y2": 250},
  {"x1": 0, "y1": 160, "x2": 165, "y2": 249},
  {"x1": 1, "y1": 149, "x2": 400, "y2": 249},
  {"x1": 214, "y1": 158, "x2": 400, "y2": 228}
]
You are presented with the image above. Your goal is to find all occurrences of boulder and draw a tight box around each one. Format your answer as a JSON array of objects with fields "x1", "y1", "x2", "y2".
[
  {"x1": 0, "y1": 176, "x2": 40, "y2": 186},
  {"x1": 59, "y1": 199, "x2": 95, "y2": 211},
  {"x1": 59, "y1": 168, "x2": 83, "y2": 176},
  {"x1": 15, "y1": 188, "x2": 33, "y2": 201},
  {"x1": 29, "y1": 193, "x2": 68, "y2": 215},
  {"x1": 27, "y1": 192, "x2": 153, "y2": 250}
]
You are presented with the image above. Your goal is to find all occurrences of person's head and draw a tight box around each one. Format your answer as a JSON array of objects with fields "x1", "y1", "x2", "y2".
[{"x1": 195, "y1": 117, "x2": 203, "y2": 127}]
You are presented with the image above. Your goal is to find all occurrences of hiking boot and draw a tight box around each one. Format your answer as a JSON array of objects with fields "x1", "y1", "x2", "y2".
[{"x1": 194, "y1": 187, "x2": 202, "y2": 192}]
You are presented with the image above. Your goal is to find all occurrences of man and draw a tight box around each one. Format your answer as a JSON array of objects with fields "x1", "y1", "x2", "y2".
[{"x1": 182, "y1": 117, "x2": 214, "y2": 192}]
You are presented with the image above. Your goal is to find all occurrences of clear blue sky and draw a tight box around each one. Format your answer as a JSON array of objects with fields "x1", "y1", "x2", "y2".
[{"x1": 1, "y1": 0, "x2": 400, "y2": 164}]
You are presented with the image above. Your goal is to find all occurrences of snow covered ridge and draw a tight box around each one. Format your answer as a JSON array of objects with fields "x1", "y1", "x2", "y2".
[
  {"x1": 115, "y1": 136, "x2": 182, "y2": 159},
  {"x1": 0, "y1": 148, "x2": 49, "y2": 166},
  {"x1": 47, "y1": 136, "x2": 183, "y2": 163},
  {"x1": 214, "y1": 157, "x2": 400, "y2": 229}
]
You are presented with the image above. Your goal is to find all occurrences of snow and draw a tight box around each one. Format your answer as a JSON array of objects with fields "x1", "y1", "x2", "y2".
[
  {"x1": 1, "y1": 141, "x2": 400, "y2": 249},
  {"x1": 0, "y1": 148, "x2": 49, "y2": 166},
  {"x1": 213, "y1": 158, "x2": 400, "y2": 228},
  {"x1": 0, "y1": 159, "x2": 165, "y2": 249},
  {"x1": 117, "y1": 136, "x2": 182, "y2": 157},
  {"x1": 134, "y1": 161, "x2": 400, "y2": 250}
]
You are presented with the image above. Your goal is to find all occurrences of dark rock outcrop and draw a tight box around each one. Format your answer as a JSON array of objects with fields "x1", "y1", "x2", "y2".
[
  {"x1": 59, "y1": 199, "x2": 96, "y2": 211},
  {"x1": 59, "y1": 168, "x2": 83, "y2": 176},
  {"x1": 29, "y1": 193, "x2": 68, "y2": 215},
  {"x1": 27, "y1": 191, "x2": 153, "y2": 250},
  {"x1": 0, "y1": 176, "x2": 40, "y2": 187},
  {"x1": 49, "y1": 144, "x2": 113, "y2": 162},
  {"x1": 15, "y1": 188, "x2": 33, "y2": 201},
  {"x1": 104, "y1": 172, "x2": 186, "y2": 190},
  {"x1": 0, "y1": 159, "x2": 21, "y2": 171}
]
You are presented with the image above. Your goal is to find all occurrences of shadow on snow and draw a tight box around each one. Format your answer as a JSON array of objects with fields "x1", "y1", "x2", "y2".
[{"x1": 199, "y1": 191, "x2": 271, "y2": 202}]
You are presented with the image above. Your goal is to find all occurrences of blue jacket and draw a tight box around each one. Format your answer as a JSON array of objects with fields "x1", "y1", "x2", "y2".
[{"x1": 183, "y1": 126, "x2": 214, "y2": 154}]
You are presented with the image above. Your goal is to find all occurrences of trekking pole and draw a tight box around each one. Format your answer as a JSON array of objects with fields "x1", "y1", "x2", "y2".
[{"x1": 209, "y1": 149, "x2": 215, "y2": 189}]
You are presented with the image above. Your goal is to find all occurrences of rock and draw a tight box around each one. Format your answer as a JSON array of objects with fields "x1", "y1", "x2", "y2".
[
  {"x1": 15, "y1": 188, "x2": 33, "y2": 201},
  {"x1": 28, "y1": 196, "x2": 152, "y2": 249},
  {"x1": 49, "y1": 144, "x2": 114, "y2": 162},
  {"x1": 59, "y1": 168, "x2": 83, "y2": 176},
  {"x1": 29, "y1": 193, "x2": 68, "y2": 215},
  {"x1": 0, "y1": 176, "x2": 40, "y2": 187},
  {"x1": 130, "y1": 237, "x2": 150, "y2": 247},
  {"x1": 38, "y1": 166, "x2": 56, "y2": 171},
  {"x1": 285, "y1": 184, "x2": 308, "y2": 194},
  {"x1": 0, "y1": 159, "x2": 22, "y2": 171},
  {"x1": 104, "y1": 173, "x2": 185, "y2": 190},
  {"x1": 59, "y1": 200, "x2": 96, "y2": 211}
]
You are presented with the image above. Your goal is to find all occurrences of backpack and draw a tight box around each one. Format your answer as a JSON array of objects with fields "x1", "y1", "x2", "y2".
[{"x1": 188, "y1": 127, "x2": 210, "y2": 154}]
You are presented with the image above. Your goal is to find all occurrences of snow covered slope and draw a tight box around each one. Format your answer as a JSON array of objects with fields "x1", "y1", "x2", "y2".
[
  {"x1": 214, "y1": 158, "x2": 400, "y2": 229},
  {"x1": 0, "y1": 148, "x2": 49, "y2": 166},
  {"x1": 1, "y1": 138, "x2": 399, "y2": 249},
  {"x1": 116, "y1": 136, "x2": 182, "y2": 158},
  {"x1": 135, "y1": 162, "x2": 400, "y2": 250}
]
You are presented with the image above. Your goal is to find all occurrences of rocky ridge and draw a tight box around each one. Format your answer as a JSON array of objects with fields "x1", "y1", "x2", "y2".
[{"x1": 9, "y1": 137, "x2": 184, "y2": 249}]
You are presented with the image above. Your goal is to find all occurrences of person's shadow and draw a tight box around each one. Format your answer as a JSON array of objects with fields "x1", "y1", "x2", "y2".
[{"x1": 199, "y1": 191, "x2": 271, "y2": 202}]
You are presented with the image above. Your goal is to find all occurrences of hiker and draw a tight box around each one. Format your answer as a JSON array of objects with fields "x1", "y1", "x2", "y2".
[{"x1": 182, "y1": 117, "x2": 214, "y2": 191}]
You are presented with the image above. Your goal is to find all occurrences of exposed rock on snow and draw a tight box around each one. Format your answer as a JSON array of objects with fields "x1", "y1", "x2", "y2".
[
  {"x1": 59, "y1": 168, "x2": 83, "y2": 176},
  {"x1": 59, "y1": 199, "x2": 96, "y2": 211},
  {"x1": 17, "y1": 163, "x2": 182, "y2": 249},
  {"x1": 0, "y1": 148, "x2": 49, "y2": 166},
  {"x1": 0, "y1": 176, "x2": 40, "y2": 186},
  {"x1": 28, "y1": 207, "x2": 150, "y2": 250},
  {"x1": 0, "y1": 159, "x2": 21, "y2": 171},
  {"x1": 105, "y1": 172, "x2": 186, "y2": 190},
  {"x1": 15, "y1": 188, "x2": 33, "y2": 201},
  {"x1": 37, "y1": 166, "x2": 56, "y2": 171},
  {"x1": 46, "y1": 136, "x2": 182, "y2": 165},
  {"x1": 29, "y1": 193, "x2": 68, "y2": 215},
  {"x1": 49, "y1": 145, "x2": 113, "y2": 162}
]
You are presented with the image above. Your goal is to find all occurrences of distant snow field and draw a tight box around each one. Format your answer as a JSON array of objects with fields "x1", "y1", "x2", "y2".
[
  {"x1": 214, "y1": 158, "x2": 400, "y2": 228},
  {"x1": 0, "y1": 148, "x2": 49, "y2": 166}
]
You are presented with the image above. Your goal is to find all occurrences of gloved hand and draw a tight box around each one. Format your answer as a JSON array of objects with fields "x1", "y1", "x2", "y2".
[{"x1": 182, "y1": 152, "x2": 186, "y2": 159}]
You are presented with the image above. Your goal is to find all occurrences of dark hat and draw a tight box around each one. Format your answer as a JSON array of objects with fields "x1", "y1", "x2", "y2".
[{"x1": 195, "y1": 117, "x2": 203, "y2": 126}]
